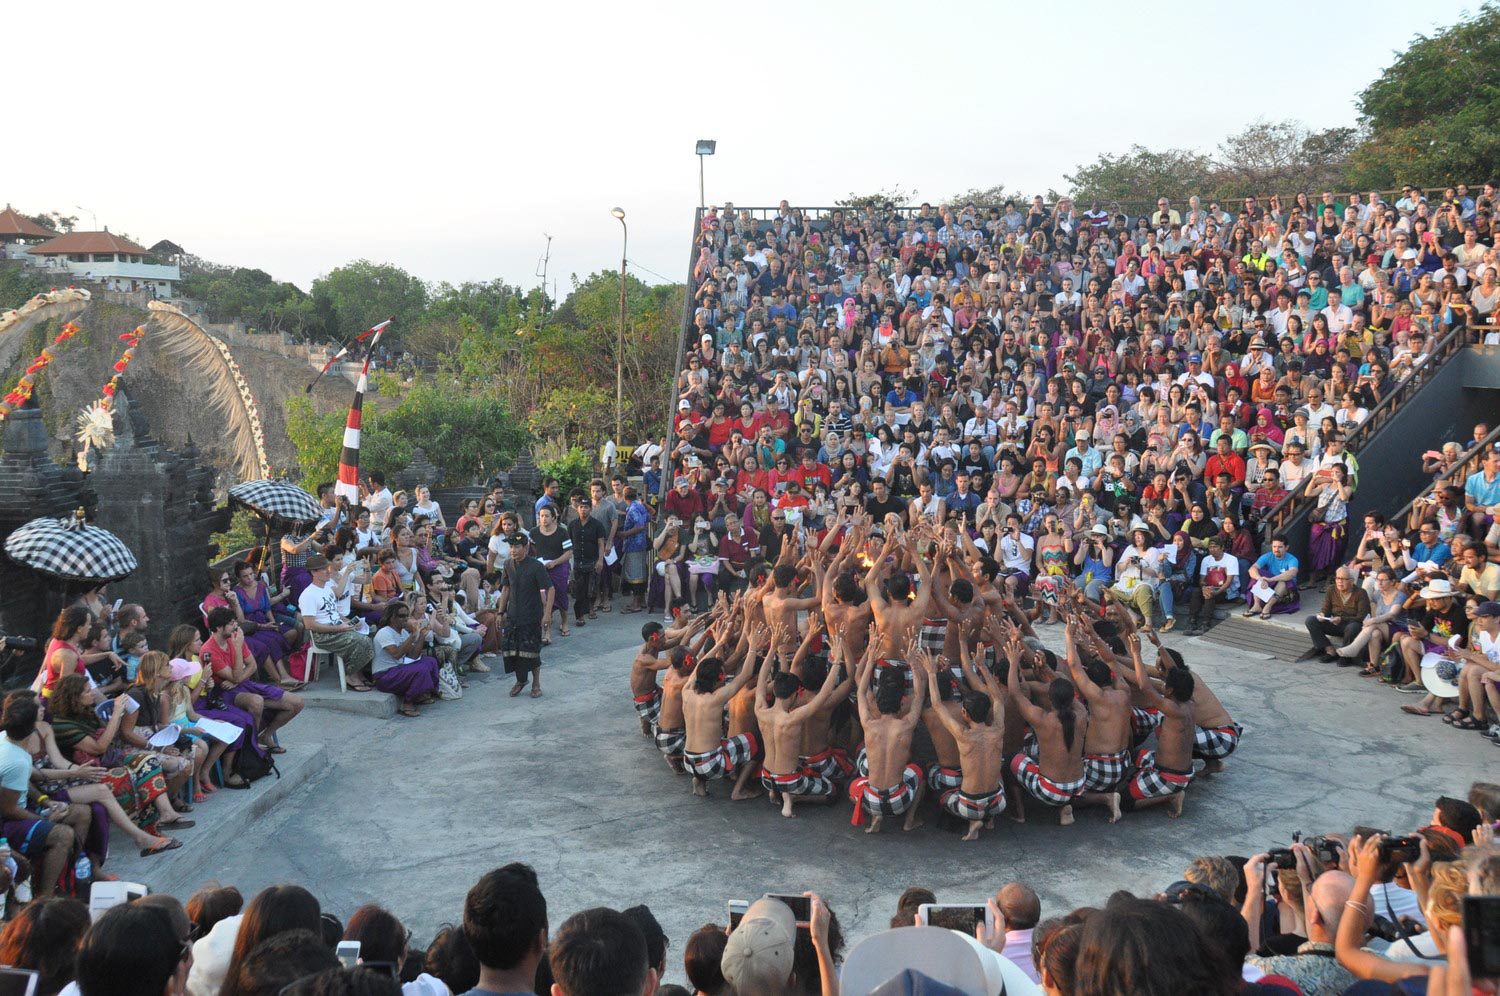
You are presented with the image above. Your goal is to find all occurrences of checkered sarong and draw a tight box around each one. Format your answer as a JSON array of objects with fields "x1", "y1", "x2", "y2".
[
  {"x1": 683, "y1": 732, "x2": 760, "y2": 780},
  {"x1": 1131, "y1": 707, "x2": 1164, "y2": 745},
  {"x1": 1010, "y1": 753, "x2": 1085, "y2": 806},
  {"x1": 941, "y1": 784, "x2": 1006, "y2": 821},
  {"x1": 761, "y1": 767, "x2": 835, "y2": 800},
  {"x1": 849, "y1": 763, "x2": 923, "y2": 824},
  {"x1": 919, "y1": 617, "x2": 949, "y2": 654},
  {"x1": 633, "y1": 689, "x2": 662, "y2": 729},
  {"x1": 927, "y1": 764, "x2": 964, "y2": 793},
  {"x1": 1126, "y1": 747, "x2": 1193, "y2": 802},
  {"x1": 654, "y1": 726, "x2": 685, "y2": 759},
  {"x1": 1084, "y1": 749, "x2": 1130, "y2": 792},
  {"x1": 1193, "y1": 723, "x2": 1243, "y2": 760},
  {"x1": 801, "y1": 746, "x2": 854, "y2": 782}
]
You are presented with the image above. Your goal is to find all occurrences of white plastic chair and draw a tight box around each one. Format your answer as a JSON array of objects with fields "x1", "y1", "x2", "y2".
[{"x1": 306, "y1": 634, "x2": 347, "y2": 693}]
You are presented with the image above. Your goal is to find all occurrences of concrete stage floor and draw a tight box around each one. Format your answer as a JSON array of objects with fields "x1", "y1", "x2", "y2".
[{"x1": 111, "y1": 608, "x2": 1494, "y2": 983}]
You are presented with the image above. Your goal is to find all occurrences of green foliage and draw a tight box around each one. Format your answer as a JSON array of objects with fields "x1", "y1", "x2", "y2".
[
  {"x1": 0, "y1": 265, "x2": 55, "y2": 310},
  {"x1": 177, "y1": 267, "x2": 319, "y2": 335},
  {"x1": 1347, "y1": 3, "x2": 1500, "y2": 187},
  {"x1": 1066, "y1": 145, "x2": 1216, "y2": 205},
  {"x1": 22, "y1": 211, "x2": 75, "y2": 234},
  {"x1": 835, "y1": 187, "x2": 919, "y2": 212},
  {"x1": 310, "y1": 260, "x2": 429, "y2": 346},
  {"x1": 210, "y1": 507, "x2": 260, "y2": 560},
  {"x1": 538, "y1": 446, "x2": 595, "y2": 494},
  {"x1": 284, "y1": 381, "x2": 527, "y2": 488}
]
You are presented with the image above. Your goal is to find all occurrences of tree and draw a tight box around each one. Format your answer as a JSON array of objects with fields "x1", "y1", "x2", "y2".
[
  {"x1": 177, "y1": 267, "x2": 321, "y2": 336},
  {"x1": 22, "y1": 211, "x2": 76, "y2": 234},
  {"x1": 1065, "y1": 146, "x2": 1215, "y2": 206},
  {"x1": 835, "y1": 187, "x2": 919, "y2": 212},
  {"x1": 1347, "y1": 3, "x2": 1500, "y2": 187},
  {"x1": 310, "y1": 260, "x2": 429, "y2": 345},
  {"x1": 1213, "y1": 120, "x2": 1357, "y2": 199}
]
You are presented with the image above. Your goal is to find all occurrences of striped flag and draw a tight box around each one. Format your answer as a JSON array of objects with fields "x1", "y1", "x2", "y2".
[
  {"x1": 306, "y1": 318, "x2": 392, "y2": 393},
  {"x1": 334, "y1": 320, "x2": 391, "y2": 505}
]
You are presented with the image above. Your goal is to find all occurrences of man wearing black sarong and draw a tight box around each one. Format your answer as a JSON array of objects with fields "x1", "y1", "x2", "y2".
[{"x1": 499, "y1": 532, "x2": 554, "y2": 699}]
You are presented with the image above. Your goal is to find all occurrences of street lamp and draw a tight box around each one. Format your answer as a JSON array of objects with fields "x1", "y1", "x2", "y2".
[
  {"x1": 611, "y1": 207, "x2": 627, "y2": 451},
  {"x1": 694, "y1": 140, "x2": 716, "y2": 210}
]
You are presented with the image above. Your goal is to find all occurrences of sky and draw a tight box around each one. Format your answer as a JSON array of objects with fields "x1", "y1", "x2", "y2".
[{"x1": 7, "y1": 0, "x2": 1478, "y2": 295}]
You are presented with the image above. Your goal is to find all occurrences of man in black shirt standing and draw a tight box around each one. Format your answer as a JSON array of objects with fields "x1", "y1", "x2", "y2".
[
  {"x1": 863, "y1": 477, "x2": 907, "y2": 528},
  {"x1": 569, "y1": 496, "x2": 609, "y2": 627}
]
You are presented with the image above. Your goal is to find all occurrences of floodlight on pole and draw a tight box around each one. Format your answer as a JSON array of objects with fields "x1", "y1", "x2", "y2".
[{"x1": 694, "y1": 140, "x2": 716, "y2": 210}]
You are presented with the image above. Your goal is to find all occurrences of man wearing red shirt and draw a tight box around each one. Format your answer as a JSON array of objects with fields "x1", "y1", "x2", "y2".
[
  {"x1": 664, "y1": 476, "x2": 705, "y2": 523},
  {"x1": 761, "y1": 398, "x2": 791, "y2": 440},
  {"x1": 716, "y1": 515, "x2": 753, "y2": 591},
  {"x1": 793, "y1": 448, "x2": 832, "y2": 492},
  {"x1": 1203, "y1": 436, "x2": 1247, "y2": 487}
]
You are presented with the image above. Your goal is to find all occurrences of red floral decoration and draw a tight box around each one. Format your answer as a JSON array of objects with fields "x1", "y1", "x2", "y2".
[
  {"x1": 95, "y1": 327, "x2": 146, "y2": 411},
  {"x1": 0, "y1": 322, "x2": 81, "y2": 420}
]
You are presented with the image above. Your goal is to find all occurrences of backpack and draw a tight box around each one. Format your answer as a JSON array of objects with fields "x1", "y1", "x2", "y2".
[{"x1": 234, "y1": 743, "x2": 279, "y2": 784}]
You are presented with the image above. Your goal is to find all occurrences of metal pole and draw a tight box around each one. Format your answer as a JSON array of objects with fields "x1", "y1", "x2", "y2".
[
  {"x1": 660, "y1": 208, "x2": 699, "y2": 512},
  {"x1": 615, "y1": 217, "x2": 627, "y2": 449},
  {"x1": 698, "y1": 155, "x2": 705, "y2": 210}
]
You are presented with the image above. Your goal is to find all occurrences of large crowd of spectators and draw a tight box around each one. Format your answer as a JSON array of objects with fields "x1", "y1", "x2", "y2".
[
  {"x1": 0, "y1": 784, "x2": 1495, "y2": 994},
  {"x1": 656, "y1": 186, "x2": 1498, "y2": 635}
]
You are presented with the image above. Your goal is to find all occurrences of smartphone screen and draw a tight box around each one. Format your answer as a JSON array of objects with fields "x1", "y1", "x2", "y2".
[
  {"x1": 765, "y1": 893, "x2": 811, "y2": 923},
  {"x1": 1463, "y1": 895, "x2": 1500, "y2": 979},
  {"x1": 727, "y1": 900, "x2": 748, "y2": 932},
  {"x1": 918, "y1": 904, "x2": 988, "y2": 934},
  {"x1": 0, "y1": 969, "x2": 38, "y2": 996},
  {"x1": 335, "y1": 940, "x2": 361, "y2": 970}
]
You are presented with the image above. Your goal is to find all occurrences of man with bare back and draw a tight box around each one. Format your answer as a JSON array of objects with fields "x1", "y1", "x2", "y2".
[
  {"x1": 654, "y1": 648, "x2": 694, "y2": 772},
  {"x1": 795, "y1": 638, "x2": 856, "y2": 783},
  {"x1": 1120, "y1": 631, "x2": 1197, "y2": 817},
  {"x1": 1005, "y1": 637, "x2": 1089, "y2": 826},
  {"x1": 817, "y1": 528, "x2": 875, "y2": 665},
  {"x1": 754, "y1": 647, "x2": 845, "y2": 818},
  {"x1": 917, "y1": 650, "x2": 1007, "y2": 841},
  {"x1": 850, "y1": 641, "x2": 927, "y2": 833},
  {"x1": 864, "y1": 529, "x2": 936, "y2": 663},
  {"x1": 682, "y1": 633, "x2": 764, "y2": 800},
  {"x1": 1064, "y1": 621, "x2": 1128, "y2": 824},
  {"x1": 919, "y1": 657, "x2": 966, "y2": 800},
  {"x1": 763, "y1": 563, "x2": 820, "y2": 654},
  {"x1": 630, "y1": 622, "x2": 676, "y2": 735}
]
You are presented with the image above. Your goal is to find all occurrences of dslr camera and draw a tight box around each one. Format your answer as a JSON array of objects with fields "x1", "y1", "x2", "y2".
[{"x1": 0, "y1": 634, "x2": 38, "y2": 651}]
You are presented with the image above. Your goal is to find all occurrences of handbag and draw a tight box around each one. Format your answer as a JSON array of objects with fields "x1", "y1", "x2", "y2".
[
  {"x1": 1308, "y1": 505, "x2": 1327, "y2": 524},
  {"x1": 437, "y1": 661, "x2": 463, "y2": 701}
]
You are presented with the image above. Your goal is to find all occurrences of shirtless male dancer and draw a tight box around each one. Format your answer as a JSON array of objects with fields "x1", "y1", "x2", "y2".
[
  {"x1": 755, "y1": 631, "x2": 846, "y2": 817},
  {"x1": 682, "y1": 627, "x2": 766, "y2": 800},
  {"x1": 1121, "y1": 631, "x2": 1198, "y2": 817},
  {"x1": 1063, "y1": 618, "x2": 1128, "y2": 823},
  {"x1": 864, "y1": 527, "x2": 936, "y2": 664},
  {"x1": 1140, "y1": 630, "x2": 1243, "y2": 774},
  {"x1": 1005, "y1": 633, "x2": 1089, "y2": 826},
  {"x1": 789, "y1": 631, "x2": 857, "y2": 784},
  {"x1": 918, "y1": 649, "x2": 1007, "y2": 841},
  {"x1": 630, "y1": 616, "x2": 704, "y2": 735},
  {"x1": 851, "y1": 639, "x2": 928, "y2": 833},
  {"x1": 762, "y1": 560, "x2": 820, "y2": 656}
]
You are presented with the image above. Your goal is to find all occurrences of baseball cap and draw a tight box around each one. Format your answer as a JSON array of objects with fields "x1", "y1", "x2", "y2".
[
  {"x1": 1189, "y1": 353, "x2": 1202, "y2": 363},
  {"x1": 679, "y1": 399, "x2": 691, "y2": 411},
  {"x1": 721, "y1": 899, "x2": 795, "y2": 989},
  {"x1": 673, "y1": 475, "x2": 689, "y2": 487},
  {"x1": 1476, "y1": 601, "x2": 1500, "y2": 618}
]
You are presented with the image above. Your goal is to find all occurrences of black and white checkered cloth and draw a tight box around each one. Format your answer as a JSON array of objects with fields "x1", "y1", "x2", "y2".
[
  {"x1": 4, "y1": 515, "x2": 138, "y2": 582},
  {"x1": 228, "y1": 479, "x2": 322, "y2": 524}
]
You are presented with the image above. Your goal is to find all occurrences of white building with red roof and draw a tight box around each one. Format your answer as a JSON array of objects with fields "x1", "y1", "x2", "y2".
[{"x1": 22, "y1": 228, "x2": 180, "y2": 296}]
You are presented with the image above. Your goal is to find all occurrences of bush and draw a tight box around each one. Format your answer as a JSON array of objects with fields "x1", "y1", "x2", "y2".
[{"x1": 538, "y1": 446, "x2": 595, "y2": 494}]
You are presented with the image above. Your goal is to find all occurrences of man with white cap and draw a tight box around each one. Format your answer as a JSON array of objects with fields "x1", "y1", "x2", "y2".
[{"x1": 719, "y1": 896, "x2": 797, "y2": 994}]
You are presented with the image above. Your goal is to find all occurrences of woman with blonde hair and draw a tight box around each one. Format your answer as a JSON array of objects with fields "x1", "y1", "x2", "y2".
[{"x1": 126, "y1": 652, "x2": 205, "y2": 806}]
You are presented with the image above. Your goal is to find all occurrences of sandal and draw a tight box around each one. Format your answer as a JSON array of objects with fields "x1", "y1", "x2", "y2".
[
  {"x1": 223, "y1": 774, "x2": 250, "y2": 789},
  {"x1": 1454, "y1": 716, "x2": 1484, "y2": 730},
  {"x1": 158, "y1": 817, "x2": 195, "y2": 828},
  {"x1": 559, "y1": 628, "x2": 571, "y2": 638},
  {"x1": 530, "y1": 686, "x2": 543, "y2": 698},
  {"x1": 1443, "y1": 708, "x2": 1470, "y2": 725},
  {"x1": 140, "y1": 838, "x2": 183, "y2": 858},
  {"x1": 510, "y1": 682, "x2": 526, "y2": 697},
  {"x1": 1401, "y1": 704, "x2": 1440, "y2": 716},
  {"x1": 398, "y1": 704, "x2": 421, "y2": 718},
  {"x1": 541, "y1": 635, "x2": 552, "y2": 646}
]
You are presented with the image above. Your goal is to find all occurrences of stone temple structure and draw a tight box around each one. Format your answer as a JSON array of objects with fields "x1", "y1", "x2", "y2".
[{"x1": 0, "y1": 385, "x2": 229, "y2": 676}]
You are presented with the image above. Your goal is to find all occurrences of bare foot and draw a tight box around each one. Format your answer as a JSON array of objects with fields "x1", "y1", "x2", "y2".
[
  {"x1": 1168, "y1": 793, "x2": 1185, "y2": 818},
  {"x1": 1007, "y1": 810, "x2": 1027, "y2": 824},
  {"x1": 1200, "y1": 758, "x2": 1224, "y2": 775},
  {"x1": 692, "y1": 777, "x2": 707, "y2": 798},
  {"x1": 865, "y1": 814, "x2": 883, "y2": 834},
  {"x1": 1059, "y1": 805, "x2": 1075, "y2": 827},
  {"x1": 730, "y1": 786, "x2": 758, "y2": 801},
  {"x1": 639, "y1": 718, "x2": 652, "y2": 736},
  {"x1": 985, "y1": 818, "x2": 995, "y2": 829},
  {"x1": 962, "y1": 821, "x2": 981, "y2": 842},
  {"x1": 781, "y1": 795, "x2": 796, "y2": 818},
  {"x1": 1106, "y1": 793, "x2": 1122, "y2": 824},
  {"x1": 903, "y1": 814, "x2": 924, "y2": 832}
]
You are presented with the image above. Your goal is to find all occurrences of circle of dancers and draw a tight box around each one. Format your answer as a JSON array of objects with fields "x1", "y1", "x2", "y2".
[{"x1": 629, "y1": 514, "x2": 1243, "y2": 839}]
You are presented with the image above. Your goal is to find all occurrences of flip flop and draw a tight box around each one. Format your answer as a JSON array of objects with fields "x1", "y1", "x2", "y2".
[
  {"x1": 510, "y1": 683, "x2": 526, "y2": 697},
  {"x1": 347, "y1": 681, "x2": 373, "y2": 692},
  {"x1": 158, "y1": 817, "x2": 195, "y2": 828},
  {"x1": 398, "y1": 705, "x2": 421, "y2": 718},
  {"x1": 140, "y1": 838, "x2": 182, "y2": 858},
  {"x1": 1401, "y1": 704, "x2": 1439, "y2": 716},
  {"x1": 260, "y1": 743, "x2": 287, "y2": 755},
  {"x1": 530, "y1": 686, "x2": 543, "y2": 698}
]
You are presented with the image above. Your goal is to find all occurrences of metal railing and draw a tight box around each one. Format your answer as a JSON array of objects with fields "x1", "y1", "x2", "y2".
[
  {"x1": 1258, "y1": 321, "x2": 1474, "y2": 537},
  {"x1": 1388, "y1": 423, "x2": 1500, "y2": 533}
]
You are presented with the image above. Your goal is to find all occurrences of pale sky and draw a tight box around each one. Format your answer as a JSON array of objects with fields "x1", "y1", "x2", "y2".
[{"x1": 8, "y1": 0, "x2": 1475, "y2": 295}]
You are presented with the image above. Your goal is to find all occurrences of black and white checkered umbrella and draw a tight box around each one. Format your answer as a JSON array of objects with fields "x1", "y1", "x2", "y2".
[
  {"x1": 4, "y1": 511, "x2": 138, "y2": 582},
  {"x1": 228, "y1": 479, "x2": 322, "y2": 525}
]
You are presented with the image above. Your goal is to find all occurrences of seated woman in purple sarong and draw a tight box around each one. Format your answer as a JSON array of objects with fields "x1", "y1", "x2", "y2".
[
  {"x1": 371, "y1": 600, "x2": 443, "y2": 718},
  {"x1": 203, "y1": 568, "x2": 301, "y2": 691}
]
